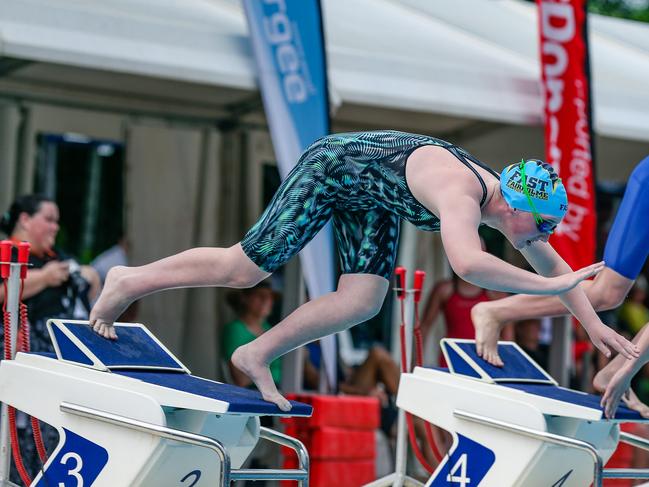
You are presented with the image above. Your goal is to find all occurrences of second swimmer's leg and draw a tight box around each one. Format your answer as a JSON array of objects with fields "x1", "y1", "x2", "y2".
[
  {"x1": 232, "y1": 273, "x2": 389, "y2": 410},
  {"x1": 473, "y1": 266, "x2": 633, "y2": 366}
]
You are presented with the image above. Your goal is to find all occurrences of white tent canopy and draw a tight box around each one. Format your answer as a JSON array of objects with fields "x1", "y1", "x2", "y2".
[{"x1": 1, "y1": 0, "x2": 648, "y2": 141}]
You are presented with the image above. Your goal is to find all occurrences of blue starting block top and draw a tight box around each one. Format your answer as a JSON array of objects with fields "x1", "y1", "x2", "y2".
[
  {"x1": 46, "y1": 320, "x2": 312, "y2": 417},
  {"x1": 441, "y1": 339, "x2": 556, "y2": 385},
  {"x1": 503, "y1": 382, "x2": 641, "y2": 420},
  {"x1": 117, "y1": 371, "x2": 312, "y2": 416},
  {"x1": 48, "y1": 320, "x2": 188, "y2": 372},
  {"x1": 439, "y1": 339, "x2": 642, "y2": 421}
]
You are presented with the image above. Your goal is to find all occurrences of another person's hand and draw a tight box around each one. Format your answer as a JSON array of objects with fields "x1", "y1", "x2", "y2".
[
  {"x1": 601, "y1": 361, "x2": 635, "y2": 418},
  {"x1": 368, "y1": 385, "x2": 389, "y2": 406},
  {"x1": 41, "y1": 261, "x2": 70, "y2": 287},
  {"x1": 543, "y1": 261, "x2": 605, "y2": 295}
]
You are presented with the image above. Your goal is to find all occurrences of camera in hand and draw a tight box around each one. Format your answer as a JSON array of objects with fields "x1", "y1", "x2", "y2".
[{"x1": 66, "y1": 260, "x2": 89, "y2": 295}]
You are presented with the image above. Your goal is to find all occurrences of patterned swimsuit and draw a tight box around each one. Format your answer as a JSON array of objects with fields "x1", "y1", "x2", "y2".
[{"x1": 241, "y1": 130, "x2": 499, "y2": 279}]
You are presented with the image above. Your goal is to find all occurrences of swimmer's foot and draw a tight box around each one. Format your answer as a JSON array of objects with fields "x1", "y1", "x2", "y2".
[
  {"x1": 232, "y1": 344, "x2": 292, "y2": 412},
  {"x1": 472, "y1": 302, "x2": 505, "y2": 367},
  {"x1": 622, "y1": 389, "x2": 649, "y2": 419},
  {"x1": 89, "y1": 266, "x2": 135, "y2": 339},
  {"x1": 593, "y1": 364, "x2": 617, "y2": 393}
]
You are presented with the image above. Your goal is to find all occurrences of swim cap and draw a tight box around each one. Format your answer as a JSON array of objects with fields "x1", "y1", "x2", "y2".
[{"x1": 500, "y1": 159, "x2": 568, "y2": 219}]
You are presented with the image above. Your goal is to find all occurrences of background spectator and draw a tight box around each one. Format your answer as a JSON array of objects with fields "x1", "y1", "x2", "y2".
[
  {"x1": 514, "y1": 318, "x2": 549, "y2": 371},
  {"x1": 222, "y1": 281, "x2": 282, "y2": 388},
  {"x1": 0, "y1": 194, "x2": 100, "y2": 483},
  {"x1": 421, "y1": 272, "x2": 510, "y2": 366}
]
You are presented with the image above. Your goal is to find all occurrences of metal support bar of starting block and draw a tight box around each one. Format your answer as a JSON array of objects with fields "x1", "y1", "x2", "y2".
[
  {"x1": 240, "y1": 426, "x2": 309, "y2": 485},
  {"x1": 603, "y1": 469, "x2": 649, "y2": 479},
  {"x1": 599, "y1": 432, "x2": 649, "y2": 480},
  {"x1": 620, "y1": 431, "x2": 649, "y2": 452},
  {"x1": 453, "y1": 410, "x2": 604, "y2": 487},
  {"x1": 61, "y1": 403, "x2": 310, "y2": 486},
  {"x1": 61, "y1": 402, "x2": 231, "y2": 484}
]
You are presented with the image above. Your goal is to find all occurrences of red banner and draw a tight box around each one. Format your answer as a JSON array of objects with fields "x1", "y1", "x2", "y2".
[{"x1": 537, "y1": 0, "x2": 596, "y2": 270}]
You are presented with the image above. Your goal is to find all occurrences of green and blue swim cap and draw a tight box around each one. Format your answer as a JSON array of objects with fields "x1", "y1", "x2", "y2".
[{"x1": 500, "y1": 159, "x2": 568, "y2": 219}]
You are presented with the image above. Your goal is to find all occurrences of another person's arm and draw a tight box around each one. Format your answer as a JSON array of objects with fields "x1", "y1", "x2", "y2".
[
  {"x1": 21, "y1": 261, "x2": 70, "y2": 299},
  {"x1": 80, "y1": 265, "x2": 102, "y2": 302},
  {"x1": 601, "y1": 323, "x2": 649, "y2": 417}
]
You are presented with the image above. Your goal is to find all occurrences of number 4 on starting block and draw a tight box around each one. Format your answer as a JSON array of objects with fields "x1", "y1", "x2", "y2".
[{"x1": 431, "y1": 434, "x2": 495, "y2": 487}]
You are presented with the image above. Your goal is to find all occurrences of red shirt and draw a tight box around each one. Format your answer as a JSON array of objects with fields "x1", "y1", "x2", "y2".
[
  {"x1": 444, "y1": 288, "x2": 491, "y2": 340},
  {"x1": 440, "y1": 287, "x2": 491, "y2": 367}
]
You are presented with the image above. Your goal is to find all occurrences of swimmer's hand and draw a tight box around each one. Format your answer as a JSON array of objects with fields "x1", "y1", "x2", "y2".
[
  {"x1": 584, "y1": 322, "x2": 639, "y2": 360},
  {"x1": 543, "y1": 261, "x2": 605, "y2": 295},
  {"x1": 90, "y1": 318, "x2": 118, "y2": 340}
]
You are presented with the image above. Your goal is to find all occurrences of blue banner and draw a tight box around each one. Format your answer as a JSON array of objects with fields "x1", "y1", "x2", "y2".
[{"x1": 243, "y1": 0, "x2": 336, "y2": 387}]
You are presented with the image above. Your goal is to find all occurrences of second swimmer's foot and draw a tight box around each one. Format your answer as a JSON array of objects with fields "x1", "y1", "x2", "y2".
[
  {"x1": 593, "y1": 369, "x2": 649, "y2": 419},
  {"x1": 593, "y1": 366, "x2": 617, "y2": 393},
  {"x1": 472, "y1": 302, "x2": 504, "y2": 367},
  {"x1": 232, "y1": 344, "x2": 292, "y2": 412},
  {"x1": 622, "y1": 389, "x2": 649, "y2": 419},
  {"x1": 89, "y1": 266, "x2": 135, "y2": 339}
]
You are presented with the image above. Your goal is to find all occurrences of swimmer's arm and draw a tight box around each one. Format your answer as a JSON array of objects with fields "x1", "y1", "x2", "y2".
[
  {"x1": 439, "y1": 199, "x2": 581, "y2": 295},
  {"x1": 521, "y1": 243, "x2": 637, "y2": 359},
  {"x1": 472, "y1": 267, "x2": 632, "y2": 327},
  {"x1": 520, "y1": 242, "x2": 601, "y2": 328}
]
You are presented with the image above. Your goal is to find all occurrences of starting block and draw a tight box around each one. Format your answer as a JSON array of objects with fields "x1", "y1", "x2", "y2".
[
  {"x1": 0, "y1": 320, "x2": 312, "y2": 486},
  {"x1": 397, "y1": 339, "x2": 649, "y2": 487}
]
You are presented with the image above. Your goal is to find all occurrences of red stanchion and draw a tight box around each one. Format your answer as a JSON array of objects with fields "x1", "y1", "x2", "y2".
[
  {"x1": 3, "y1": 241, "x2": 47, "y2": 482},
  {"x1": 17, "y1": 242, "x2": 29, "y2": 279},
  {"x1": 0, "y1": 240, "x2": 11, "y2": 279},
  {"x1": 398, "y1": 268, "x2": 446, "y2": 475},
  {"x1": 411, "y1": 270, "x2": 445, "y2": 463}
]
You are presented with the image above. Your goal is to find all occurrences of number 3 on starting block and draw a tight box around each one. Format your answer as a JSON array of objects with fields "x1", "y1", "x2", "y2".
[
  {"x1": 431, "y1": 434, "x2": 495, "y2": 487},
  {"x1": 34, "y1": 429, "x2": 109, "y2": 487}
]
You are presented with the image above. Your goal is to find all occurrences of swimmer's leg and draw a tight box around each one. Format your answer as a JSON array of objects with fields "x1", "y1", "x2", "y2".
[
  {"x1": 92, "y1": 142, "x2": 335, "y2": 338},
  {"x1": 233, "y1": 206, "x2": 399, "y2": 410},
  {"x1": 91, "y1": 244, "x2": 269, "y2": 337},
  {"x1": 232, "y1": 273, "x2": 389, "y2": 411}
]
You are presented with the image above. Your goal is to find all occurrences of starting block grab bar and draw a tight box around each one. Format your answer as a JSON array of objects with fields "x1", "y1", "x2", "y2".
[
  {"x1": 454, "y1": 410, "x2": 649, "y2": 487},
  {"x1": 60, "y1": 402, "x2": 309, "y2": 486}
]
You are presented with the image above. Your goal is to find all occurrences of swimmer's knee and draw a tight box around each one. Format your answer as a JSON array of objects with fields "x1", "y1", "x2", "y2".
[
  {"x1": 338, "y1": 286, "x2": 385, "y2": 322},
  {"x1": 224, "y1": 244, "x2": 270, "y2": 288},
  {"x1": 343, "y1": 275, "x2": 388, "y2": 318},
  {"x1": 359, "y1": 298, "x2": 384, "y2": 321},
  {"x1": 230, "y1": 273, "x2": 267, "y2": 289}
]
